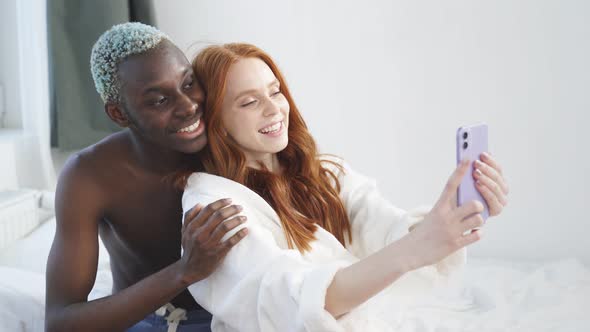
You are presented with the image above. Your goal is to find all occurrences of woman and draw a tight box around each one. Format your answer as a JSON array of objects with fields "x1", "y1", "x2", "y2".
[{"x1": 178, "y1": 43, "x2": 509, "y2": 331}]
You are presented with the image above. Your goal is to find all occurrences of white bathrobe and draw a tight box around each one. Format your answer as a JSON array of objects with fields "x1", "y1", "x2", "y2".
[{"x1": 182, "y1": 157, "x2": 466, "y2": 331}]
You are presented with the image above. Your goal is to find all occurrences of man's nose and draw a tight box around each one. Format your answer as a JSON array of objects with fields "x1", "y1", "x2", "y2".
[{"x1": 176, "y1": 94, "x2": 198, "y2": 117}]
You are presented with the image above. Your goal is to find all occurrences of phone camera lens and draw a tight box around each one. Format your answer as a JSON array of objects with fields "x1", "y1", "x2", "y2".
[
  {"x1": 463, "y1": 141, "x2": 468, "y2": 149},
  {"x1": 463, "y1": 132, "x2": 468, "y2": 139}
]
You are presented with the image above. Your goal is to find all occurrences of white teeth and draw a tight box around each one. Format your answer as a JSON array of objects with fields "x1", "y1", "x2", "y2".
[
  {"x1": 259, "y1": 122, "x2": 282, "y2": 134},
  {"x1": 177, "y1": 119, "x2": 200, "y2": 133}
]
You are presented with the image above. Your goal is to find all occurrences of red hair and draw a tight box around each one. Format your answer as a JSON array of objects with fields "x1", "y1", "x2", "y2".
[{"x1": 183, "y1": 43, "x2": 351, "y2": 252}]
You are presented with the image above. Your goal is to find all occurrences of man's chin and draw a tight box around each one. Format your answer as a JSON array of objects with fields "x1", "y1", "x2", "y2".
[{"x1": 176, "y1": 135, "x2": 208, "y2": 154}]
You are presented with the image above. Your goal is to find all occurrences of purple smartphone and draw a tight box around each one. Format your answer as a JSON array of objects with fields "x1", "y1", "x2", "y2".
[{"x1": 456, "y1": 124, "x2": 490, "y2": 221}]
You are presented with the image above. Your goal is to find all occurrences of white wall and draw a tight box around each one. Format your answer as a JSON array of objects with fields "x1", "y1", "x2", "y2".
[{"x1": 154, "y1": 0, "x2": 590, "y2": 263}]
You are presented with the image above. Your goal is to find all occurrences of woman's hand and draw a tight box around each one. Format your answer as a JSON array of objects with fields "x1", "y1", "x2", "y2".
[
  {"x1": 400, "y1": 159, "x2": 485, "y2": 271},
  {"x1": 473, "y1": 152, "x2": 509, "y2": 217}
]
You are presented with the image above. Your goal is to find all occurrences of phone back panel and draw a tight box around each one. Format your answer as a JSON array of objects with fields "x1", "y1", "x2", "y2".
[{"x1": 456, "y1": 124, "x2": 489, "y2": 221}]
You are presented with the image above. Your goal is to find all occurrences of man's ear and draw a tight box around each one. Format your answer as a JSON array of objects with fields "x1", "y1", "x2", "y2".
[{"x1": 105, "y1": 102, "x2": 131, "y2": 128}]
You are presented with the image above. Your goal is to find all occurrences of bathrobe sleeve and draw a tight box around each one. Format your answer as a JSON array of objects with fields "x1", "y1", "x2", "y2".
[
  {"x1": 324, "y1": 157, "x2": 466, "y2": 276},
  {"x1": 182, "y1": 177, "x2": 353, "y2": 332}
]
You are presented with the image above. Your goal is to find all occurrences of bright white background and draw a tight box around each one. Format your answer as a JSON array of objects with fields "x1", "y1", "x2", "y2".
[
  {"x1": 154, "y1": 0, "x2": 590, "y2": 263},
  {"x1": 0, "y1": 0, "x2": 587, "y2": 264},
  {"x1": 0, "y1": 3, "x2": 587, "y2": 330}
]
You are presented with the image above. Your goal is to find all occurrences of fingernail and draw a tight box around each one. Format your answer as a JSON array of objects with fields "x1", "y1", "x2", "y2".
[
  {"x1": 475, "y1": 160, "x2": 484, "y2": 167},
  {"x1": 223, "y1": 198, "x2": 232, "y2": 204},
  {"x1": 475, "y1": 168, "x2": 482, "y2": 176},
  {"x1": 482, "y1": 152, "x2": 490, "y2": 159},
  {"x1": 236, "y1": 205, "x2": 243, "y2": 211},
  {"x1": 240, "y1": 216, "x2": 247, "y2": 221}
]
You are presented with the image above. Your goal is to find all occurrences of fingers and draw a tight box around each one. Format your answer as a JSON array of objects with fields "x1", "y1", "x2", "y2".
[
  {"x1": 183, "y1": 203, "x2": 203, "y2": 230},
  {"x1": 480, "y1": 152, "x2": 503, "y2": 176},
  {"x1": 206, "y1": 215, "x2": 248, "y2": 246},
  {"x1": 460, "y1": 213, "x2": 484, "y2": 232},
  {"x1": 458, "y1": 229, "x2": 483, "y2": 247},
  {"x1": 454, "y1": 200, "x2": 485, "y2": 220},
  {"x1": 473, "y1": 168, "x2": 508, "y2": 206},
  {"x1": 184, "y1": 198, "x2": 233, "y2": 232},
  {"x1": 199, "y1": 204, "x2": 244, "y2": 236},
  {"x1": 219, "y1": 228, "x2": 249, "y2": 252},
  {"x1": 475, "y1": 181, "x2": 504, "y2": 216},
  {"x1": 437, "y1": 159, "x2": 471, "y2": 206},
  {"x1": 476, "y1": 154, "x2": 509, "y2": 195}
]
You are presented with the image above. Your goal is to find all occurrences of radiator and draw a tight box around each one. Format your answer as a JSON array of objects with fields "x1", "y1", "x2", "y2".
[{"x1": 0, "y1": 190, "x2": 41, "y2": 250}]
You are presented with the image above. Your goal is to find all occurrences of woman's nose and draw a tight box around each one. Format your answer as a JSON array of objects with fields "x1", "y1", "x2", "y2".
[{"x1": 263, "y1": 99, "x2": 280, "y2": 117}]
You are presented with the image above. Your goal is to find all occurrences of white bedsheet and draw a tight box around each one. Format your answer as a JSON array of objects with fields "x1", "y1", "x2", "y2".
[
  {"x1": 389, "y1": 258, "x2": 590, "y2": 332},
  {"x1": 0, "y1": 267, "x2": 45, "y2": 332},
  {"x1": 0, "y1": 217, "x2": 588, "y2": 331},
  {"x1": 0, "y1": 217, "x2": 112, "y2": 332}
]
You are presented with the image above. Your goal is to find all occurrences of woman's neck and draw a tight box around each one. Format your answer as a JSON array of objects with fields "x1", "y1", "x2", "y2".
[{"x1": 246, "y1": 153, "x2": 281, "y2": 173}]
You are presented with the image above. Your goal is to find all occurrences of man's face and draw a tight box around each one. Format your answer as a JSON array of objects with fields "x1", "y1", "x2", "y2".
[{"x1": 116, "y1": 40, "x2": 207, "y2": 154}]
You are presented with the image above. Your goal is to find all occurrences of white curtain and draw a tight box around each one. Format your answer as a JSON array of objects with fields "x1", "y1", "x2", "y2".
[{"x1": 13, "y1": 0, "x2": 55, "y2": 190}]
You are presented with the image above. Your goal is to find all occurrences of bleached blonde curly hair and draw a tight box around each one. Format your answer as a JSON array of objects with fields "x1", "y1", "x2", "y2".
[{"x1": 90, "y1": 22, "x2": 170, "y2": 103}]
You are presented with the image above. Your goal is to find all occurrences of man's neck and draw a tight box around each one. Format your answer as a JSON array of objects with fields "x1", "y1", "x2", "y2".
[{"x1": 127, "y1": 130, "x2": 194, "y2": 175}]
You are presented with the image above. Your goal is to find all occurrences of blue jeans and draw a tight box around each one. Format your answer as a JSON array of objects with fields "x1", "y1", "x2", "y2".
[{"x1": 127, "y1": 308, "x2": 213, "y2": 332}]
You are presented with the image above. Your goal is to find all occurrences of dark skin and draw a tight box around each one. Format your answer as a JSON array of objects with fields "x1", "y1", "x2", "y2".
[{"x1": 45, "y1": 40, "x2": 248, "y2": 332}]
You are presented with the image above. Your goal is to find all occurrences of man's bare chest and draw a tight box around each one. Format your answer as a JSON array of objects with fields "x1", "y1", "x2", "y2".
[{"x1": 100, "y1": 178, "x2": 185, "y2": 261}]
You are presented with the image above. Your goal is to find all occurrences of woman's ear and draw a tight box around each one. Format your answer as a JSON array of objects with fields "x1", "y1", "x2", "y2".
[{"x1": 105, "y1": 102, "x2": 131, "y2": 127}]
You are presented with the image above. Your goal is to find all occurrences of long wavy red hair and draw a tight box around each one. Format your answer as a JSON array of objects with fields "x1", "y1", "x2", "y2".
[{"x1": 180, "y1": 43, "x2": 351, "y2": 252}]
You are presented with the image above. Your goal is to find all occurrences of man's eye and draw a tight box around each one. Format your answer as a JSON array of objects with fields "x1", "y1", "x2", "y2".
[{"x1": 153, "y1": 97, "x2": 167, "y2": 106}]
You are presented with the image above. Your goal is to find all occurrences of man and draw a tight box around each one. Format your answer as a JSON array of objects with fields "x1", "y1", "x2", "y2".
[{"x1": 45, "y1": 22, "x2": 248, "y2": 332}]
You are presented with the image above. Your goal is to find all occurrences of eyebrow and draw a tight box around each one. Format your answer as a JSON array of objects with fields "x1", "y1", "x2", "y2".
[
  {"x1": 233, "y1": 79, "x2": 280, "y2": 101},
  {"x1": 141, "y1": 67, "x2": 192, "y2": 96}
]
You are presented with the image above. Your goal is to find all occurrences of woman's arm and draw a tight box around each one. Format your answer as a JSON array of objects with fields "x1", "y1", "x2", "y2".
[
  {"x1": 325, "y1": 159, "x2": 484, "y2": 317},
  {"x1": 182, "y1": 179, "x2": 352, "y2": 330},
  {"x1": 327, "y1": 156, "x2": 414, "y2": 258},
  {"x1": 182, "y1": 161, "x2": 483, "y2": 327}
]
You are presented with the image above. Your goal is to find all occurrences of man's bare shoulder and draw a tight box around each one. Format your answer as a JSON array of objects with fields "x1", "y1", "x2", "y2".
[
  {"x1": 61, "y1": 131, "x2": 131, "y2": 178},
  {"x1": 56, "y1": 131, "x2": 133, "y2": 203}
]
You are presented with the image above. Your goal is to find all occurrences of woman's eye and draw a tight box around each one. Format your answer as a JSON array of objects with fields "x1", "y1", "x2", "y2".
[
  {"x1": 184, "y1": 80, "x2": 194, "y2": 90},
  {"x1": 241, "y1": 100, "x2": 256, "y2": 107},
  {"x1": 271, "y1": 90, "x2": 281, "y2": 97}
]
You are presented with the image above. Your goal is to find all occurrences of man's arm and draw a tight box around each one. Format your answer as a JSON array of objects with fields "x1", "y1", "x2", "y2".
[{"x1": 45, "y1": 157, "x2": 247, "y2": 332}]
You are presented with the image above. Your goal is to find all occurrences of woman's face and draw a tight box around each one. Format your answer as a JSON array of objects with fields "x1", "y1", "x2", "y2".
[{"x1": 220, "y1": 57, "x2": 290, "y2": 163}]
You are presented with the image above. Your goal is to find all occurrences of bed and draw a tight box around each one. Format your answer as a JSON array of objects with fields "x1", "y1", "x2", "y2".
[
  {"x1": 1, "y1": 216, "x2": 589, "y2": 331},
  {"x1": 0, "y1": 215, "x2": 111, "y2": 332}
]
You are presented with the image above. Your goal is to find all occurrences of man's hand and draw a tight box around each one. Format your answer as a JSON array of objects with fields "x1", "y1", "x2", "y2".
[{"x1": 178, "y1": 198, "x2": 249, "y2": 284}]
